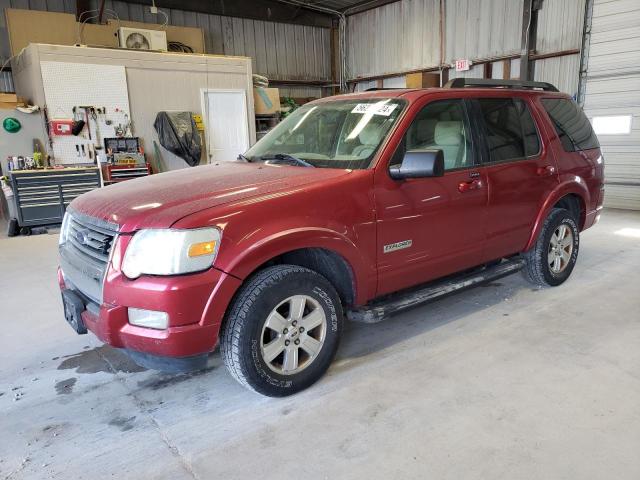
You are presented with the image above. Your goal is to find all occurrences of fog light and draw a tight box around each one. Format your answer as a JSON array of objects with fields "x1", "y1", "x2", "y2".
[{"x1": 128, "y1": 308, "x2": 169, "y2": 330}]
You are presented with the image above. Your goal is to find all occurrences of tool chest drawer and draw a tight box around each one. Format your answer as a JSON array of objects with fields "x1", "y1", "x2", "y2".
[{"x1": 10, "y1": 168, "x2": 101, "y2": 227}]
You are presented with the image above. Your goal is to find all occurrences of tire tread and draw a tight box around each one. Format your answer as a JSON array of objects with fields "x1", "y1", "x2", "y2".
[
  {"x1": 522, "y1": 208, "x2": 577, "y2": 287},
  {"x1": 220, "y1": 265, "x2": 323, "y2": 394}
]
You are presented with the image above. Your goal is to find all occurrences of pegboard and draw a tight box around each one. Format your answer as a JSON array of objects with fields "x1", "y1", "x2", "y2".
[{"x1": 41, "y1": 61, "x2": 132, "y2": 165}]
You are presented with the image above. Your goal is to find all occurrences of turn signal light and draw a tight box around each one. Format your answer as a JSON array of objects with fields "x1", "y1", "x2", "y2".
[{"x1": 188, "y1": 240, "x2": 217, "y2": 258}]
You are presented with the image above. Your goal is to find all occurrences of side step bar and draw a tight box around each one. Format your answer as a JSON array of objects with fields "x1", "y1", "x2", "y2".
[{"x1": 347, "y1": 258, "x2": 525, "y2": 324}]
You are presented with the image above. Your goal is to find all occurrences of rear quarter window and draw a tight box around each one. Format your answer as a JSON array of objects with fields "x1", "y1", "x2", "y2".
[{"x1": 541, "y1": 98, "x2": 600, "y2": 152}]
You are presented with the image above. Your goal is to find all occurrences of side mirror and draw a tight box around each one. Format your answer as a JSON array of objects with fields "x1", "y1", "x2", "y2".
[{"x1": 389, "y1": 149, "x2": 445, "y2": 180}]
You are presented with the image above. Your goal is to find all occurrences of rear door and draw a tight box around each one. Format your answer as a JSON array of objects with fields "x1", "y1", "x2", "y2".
[
  {"x1": 471, "y1": 96, "x2": 559, "y2": 261},
  {"x1": 374, "y1": 98, "x2": 489, "y2": 296}
]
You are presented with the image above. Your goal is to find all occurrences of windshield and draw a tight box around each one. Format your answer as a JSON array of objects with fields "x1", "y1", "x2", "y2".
[{"x1": 245, "y1": 98, "x2": 406, "y2": 169}]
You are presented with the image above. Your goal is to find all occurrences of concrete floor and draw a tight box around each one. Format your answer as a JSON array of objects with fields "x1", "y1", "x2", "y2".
[{"x1": 0, "y1": 209, "x2": 639, "y2": 480}]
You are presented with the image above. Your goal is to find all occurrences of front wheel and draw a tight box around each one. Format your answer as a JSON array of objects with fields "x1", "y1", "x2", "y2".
[
  {"x1": 220, "y1": 265, "x2": 343, "y2": 397},
  {"x1": 522, "y1": 208, "x2": 580, "y2": 286}
]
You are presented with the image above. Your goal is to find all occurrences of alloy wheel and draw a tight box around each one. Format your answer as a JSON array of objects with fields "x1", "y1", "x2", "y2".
[
  {"x1": 260, "y1": 295, "x2": 327, "y2": 375},
  {"x1": 548, "y1": 224, "x2": 574, "y2": 274}
]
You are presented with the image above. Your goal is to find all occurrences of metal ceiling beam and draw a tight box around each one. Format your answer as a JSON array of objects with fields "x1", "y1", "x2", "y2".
[
  {"x1": 342, "y1": 0, "x2": 403, "y2": 15},
  {"x1": 117, "y1": 0, "x2": 334, "y2": 27}
]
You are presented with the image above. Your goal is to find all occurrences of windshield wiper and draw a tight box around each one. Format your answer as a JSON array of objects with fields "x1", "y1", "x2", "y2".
[
  {"x1": 260, "y1": 153, "x2": 315, "y2": 168},
  {"x1": 237, "y1": 153, "x2": 252, "y2": 162}
]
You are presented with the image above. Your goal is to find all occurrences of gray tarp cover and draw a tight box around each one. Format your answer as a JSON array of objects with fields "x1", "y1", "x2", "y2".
[{"x1": 154, "y1": 112, "x2": 202, "y2": 167}]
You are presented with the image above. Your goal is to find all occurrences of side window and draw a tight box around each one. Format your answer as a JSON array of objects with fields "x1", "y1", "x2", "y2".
[
  {"x1": 403, "y1": 99, "x2": 474, "y2": 170},
  {"x1": 541, "y1": 98, "x2": 600, "y2": 152},
  {"x1": 477, "y1": 98, "x2": 540, "y2": 162}
]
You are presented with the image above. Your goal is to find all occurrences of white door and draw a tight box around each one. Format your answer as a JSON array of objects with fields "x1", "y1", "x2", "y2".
[{"x1": 202, "y1": 90, "x2": 250, "y2": 162}]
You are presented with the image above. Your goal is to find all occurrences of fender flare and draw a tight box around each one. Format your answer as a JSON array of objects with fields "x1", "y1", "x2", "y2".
[
  {"x1": 217, "y1": 227, "x2": 375, "y2": 304},
  {"x1": 524, "y1": 179, "x2": 590, "y2": 251}
]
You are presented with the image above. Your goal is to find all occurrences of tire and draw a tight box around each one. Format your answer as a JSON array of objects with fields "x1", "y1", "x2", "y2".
[
  {"x1": 522, "y1": 208, "x2": 579, "y2": 287},
  {"x1": 220, "y1": 265, "x2": 343, "y2": 397}
]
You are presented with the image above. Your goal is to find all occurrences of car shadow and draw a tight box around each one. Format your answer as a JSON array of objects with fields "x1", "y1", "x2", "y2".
[{"x1": 333, "y1": 272, "x2": 534, "y2": 368}]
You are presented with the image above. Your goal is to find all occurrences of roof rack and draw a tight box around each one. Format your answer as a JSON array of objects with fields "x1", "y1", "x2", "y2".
[
  {"x1": 364, "y1": 87, "x2": 402, "y2": 91},
  {"x1": 444, "y1": 78, "x2": 559, "y2": 92}
]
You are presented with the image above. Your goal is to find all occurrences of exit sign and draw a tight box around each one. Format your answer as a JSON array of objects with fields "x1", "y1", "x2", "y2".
[{"x1": 455, "y1": 59, "x2": 471, "y2": 71}]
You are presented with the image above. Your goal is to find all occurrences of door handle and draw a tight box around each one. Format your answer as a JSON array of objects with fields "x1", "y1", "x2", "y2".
[
  {"x1": 458, "y1": 179, "x2": 483, "y2": 193},
  {"x1": 537, "y1": 165, "x2": 556, "y2": 177}
]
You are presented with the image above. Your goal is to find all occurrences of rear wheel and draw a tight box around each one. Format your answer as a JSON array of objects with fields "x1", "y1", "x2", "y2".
[
  {"x1": 220, "y1": 265, "x2": 343, "y2": 397},
  {"x1": 522, "y1": 208, "x2": 580, "y2": 286}
]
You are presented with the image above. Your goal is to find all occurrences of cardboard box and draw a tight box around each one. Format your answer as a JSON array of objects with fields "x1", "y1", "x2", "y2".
[
  {"x1": 406, "y1": 72, "x2": 440, "y2": 89},
  {"x1": 0, "y1": 94, "x2": 27, "y2": 110},
  {"x1": 0, "y1": 93, "x2": 19, "y2": 103},
  {"x1": 253, "y1": 88, "x2": 281, "y2": 115}
]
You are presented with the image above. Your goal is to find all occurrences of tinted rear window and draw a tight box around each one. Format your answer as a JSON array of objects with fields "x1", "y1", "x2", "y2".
[
  {"x1": 478, "y1": 98, "x2": 540, "y2": 162},
  {"x1": 541, "y1": 98, "x2": 600, "y2": 152}
]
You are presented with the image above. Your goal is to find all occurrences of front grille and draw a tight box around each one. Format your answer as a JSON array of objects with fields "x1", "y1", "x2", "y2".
[
  {"x1": 59, "y1": 210, "x2": 119, "y2": 304},
  {"x1": 67, "y1": 214, "x2": 116, "y2": 264}
]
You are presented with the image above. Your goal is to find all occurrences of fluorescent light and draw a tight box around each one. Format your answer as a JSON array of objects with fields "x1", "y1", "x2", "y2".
[{"x1": 591, "y1": 115, "x2": 632, "y2": 135}]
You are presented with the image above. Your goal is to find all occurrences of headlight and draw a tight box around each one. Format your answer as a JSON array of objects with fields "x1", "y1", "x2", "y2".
[
  {"x1": 59, "y1": 212, "x2": 71, "y2": 245},
  {"x1": 122, "y1": 228, "x2": 221, "y2": 279}
]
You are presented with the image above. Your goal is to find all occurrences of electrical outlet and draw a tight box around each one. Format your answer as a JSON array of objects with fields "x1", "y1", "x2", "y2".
[{"x1": 150, "y1": 5, "x2": 158, "y2": 13}]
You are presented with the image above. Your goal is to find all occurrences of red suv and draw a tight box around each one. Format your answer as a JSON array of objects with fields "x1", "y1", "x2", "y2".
[{"x1": 58, "y1": 79, "x2": 604, "y2": 396}]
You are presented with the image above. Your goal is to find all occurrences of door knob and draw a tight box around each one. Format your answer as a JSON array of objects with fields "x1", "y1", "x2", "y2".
[
  {"x1": 458, "y1": 179, "x2": 483, "y2": 193},
  {"x1": 537, "y1": 165, "x2": 556, "y2": 176}
]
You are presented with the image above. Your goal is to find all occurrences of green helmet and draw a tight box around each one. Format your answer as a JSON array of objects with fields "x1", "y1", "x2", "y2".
[{"x1": 2, "y1": 117, "x2": 21, "y2": 133}]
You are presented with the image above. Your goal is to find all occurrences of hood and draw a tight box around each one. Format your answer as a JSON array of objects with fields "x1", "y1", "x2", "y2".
[{"x1": 70, "y1": 162, "x2": 351, "y2": 232}]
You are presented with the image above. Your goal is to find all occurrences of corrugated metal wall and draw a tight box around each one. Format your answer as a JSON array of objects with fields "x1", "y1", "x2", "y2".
[
  {"x1": 347, "y1": 0, "x2": 585, "y2": 95},
  {"x1": 583, "y1": 0, "x2": 640, "y2": 210},
  {"x1": 534, "y1": 55, "x2": 581, "y2": 95},
  {"x1": 89, "y1": 0, "x2": 331, "y2": 82},
  {"x1": 533, "y1": 0, "x2": 586, "y2": 95},
  {"x1": 0, "y1": 0, "x2": 331, "y2": 93},
  {"x1": 536, "y1": 0, "x2": 585, "y2": 54},
  {"x1": 444, "y1": 0, "x2": 522, "y2": 63},
  {"x1": 347, "y1": 0, "x2": 441, "y2": 79},
  {"x1": 347, "y1": 0, "x2": 522, "y2": 81}
]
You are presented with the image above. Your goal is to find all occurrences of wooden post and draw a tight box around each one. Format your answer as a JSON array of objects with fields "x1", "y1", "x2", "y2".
[
  {"x1": 483, "y1": 62, "x2": 493, "y2": 79},
  {"x1": 503, "y1": 59, "x2": 511, "y2": 79}
]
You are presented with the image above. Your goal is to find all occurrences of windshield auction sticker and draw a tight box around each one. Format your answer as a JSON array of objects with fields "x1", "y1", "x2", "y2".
[{"x1": 351, "y1": 103, "x2": 398, "y2": 116}]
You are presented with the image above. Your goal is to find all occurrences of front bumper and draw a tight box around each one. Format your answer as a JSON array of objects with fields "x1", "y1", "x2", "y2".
[{"x1": 58, "y1": 266, "x2": 242, "y2": 359}]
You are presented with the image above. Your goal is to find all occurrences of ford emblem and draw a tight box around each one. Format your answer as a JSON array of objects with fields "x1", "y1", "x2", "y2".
[{"x1": 75, "y1": 229, "x2": 90, "y2": 245}]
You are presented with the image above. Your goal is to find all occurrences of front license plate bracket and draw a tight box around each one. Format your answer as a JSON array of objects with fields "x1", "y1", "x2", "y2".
[{"x1": 62, "y1": 289, "x2": 88, "y2": 334}]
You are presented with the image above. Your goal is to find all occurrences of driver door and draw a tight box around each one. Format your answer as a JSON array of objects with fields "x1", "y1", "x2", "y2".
[{"x1": 374, "y1": 98, "x2": 489, "y2": 295}]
